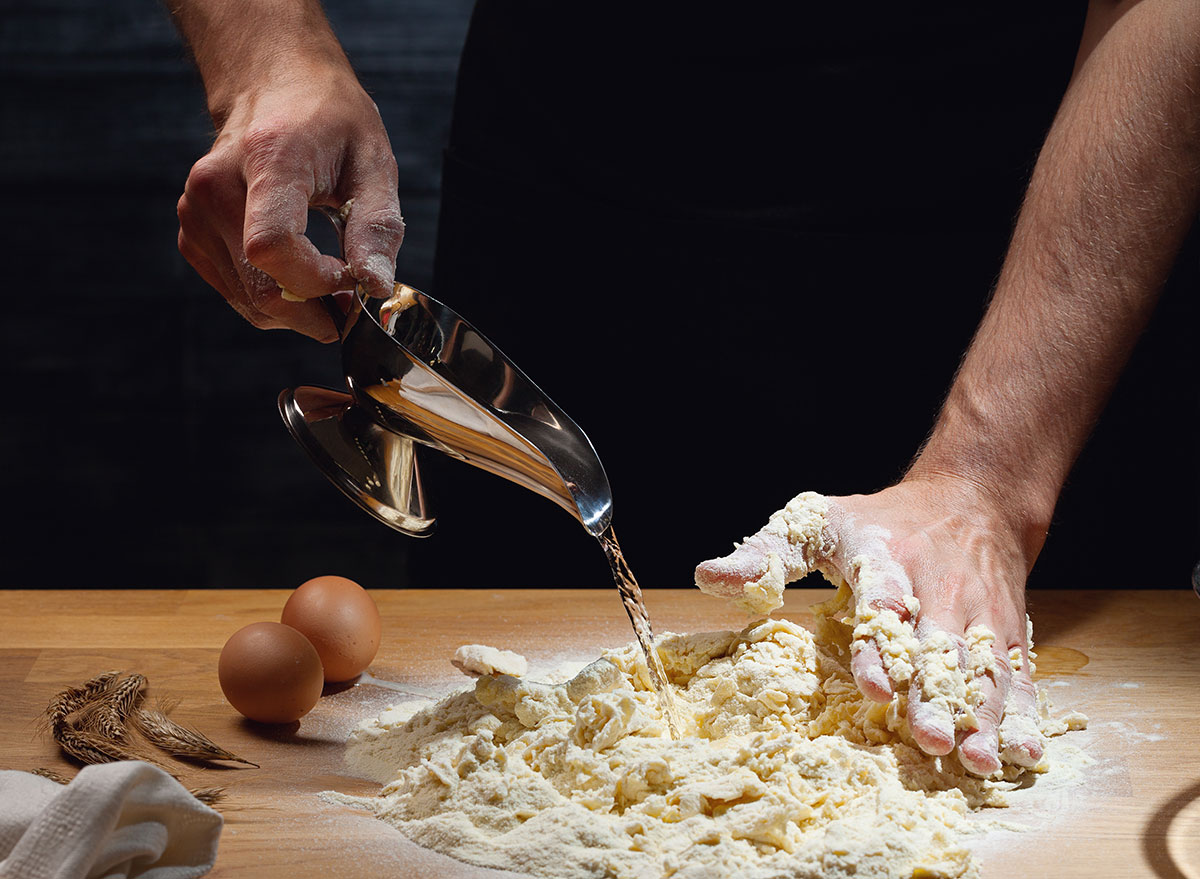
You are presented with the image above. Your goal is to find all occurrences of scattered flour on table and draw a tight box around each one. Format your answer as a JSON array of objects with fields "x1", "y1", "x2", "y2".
[
  {"x1": 325, "y1": 491, "x2": 1087, "y2": 878},
  {"x1": 328, "y1": 620, "x2": 1085, "y2": 878}
]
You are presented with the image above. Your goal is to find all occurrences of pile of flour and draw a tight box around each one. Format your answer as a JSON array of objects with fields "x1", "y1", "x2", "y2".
[{"x1": 330, "y1": 608, "x2": 1085, "y2": 879}]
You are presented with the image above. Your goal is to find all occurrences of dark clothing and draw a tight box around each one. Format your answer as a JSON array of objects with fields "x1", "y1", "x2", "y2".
[{"x1": 408, "y1": 4, "x2": 1189, "y2": 591}]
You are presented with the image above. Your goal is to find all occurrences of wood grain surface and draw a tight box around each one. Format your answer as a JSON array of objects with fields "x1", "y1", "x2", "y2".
[{"x1": 2, "y1": 588, "x2": 1198, "y2": 878}]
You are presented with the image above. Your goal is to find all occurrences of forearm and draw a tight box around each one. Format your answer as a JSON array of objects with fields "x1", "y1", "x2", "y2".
[
  {"x1": 909, "y1": 0, "x2": 1200, "y2": 562},
  {"x1": 166, "y1": 0, "x2": 353, "y2": 125},
  {"x1": 170, "y1": 0, "x2": 404, "y2": 335}
]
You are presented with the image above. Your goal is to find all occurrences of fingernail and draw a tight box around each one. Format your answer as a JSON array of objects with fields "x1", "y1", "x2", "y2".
[
  {"x1": 858, "y1": 664, "x2": 893, "y2": 701},
  {"x1": 693, "y1": 560, "x2": 743, "y2": 596},
  {"x1": 360, "y1": 253, "x2": 396, "y2": 285},
  {"x1": 911, "y1": 706, "x2": 955, "y2": 754},
  {"x1": 962, "y1": 751, "x2": 1001, "y2": 776},
  {"x1": 695, "y1": 548, "x2": 767, "y2": 590},
  {"x1": 1001, "y1": 738, "x2": 1044, "y2": 767},
  {"x1": 960, "y1": 732, "x2": 1001, "y2": 776}
]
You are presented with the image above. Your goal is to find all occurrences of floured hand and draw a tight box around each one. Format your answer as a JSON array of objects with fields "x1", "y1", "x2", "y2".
[
  {"x1": 177, "y1": 61, "x2": 403, "y2": 341},
  {"x1": 694, "y1": 479, "x2": 1045, "y2": 776}
]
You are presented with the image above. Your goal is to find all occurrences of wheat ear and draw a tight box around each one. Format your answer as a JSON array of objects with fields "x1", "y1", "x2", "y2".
[{"x1": 134, "y1": 702, "x2": 258, "y2": 767}]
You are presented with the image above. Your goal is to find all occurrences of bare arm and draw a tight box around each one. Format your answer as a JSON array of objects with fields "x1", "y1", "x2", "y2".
[
  {"x1": 698, "y1": 0, "x2": 1200, "y2": 774},
  {"x1": 910, "y1": 0, "x2": 1200, "y2": 559},
  {"x1": 169, "y1": 0, "x2": 404, "y2": 340}
]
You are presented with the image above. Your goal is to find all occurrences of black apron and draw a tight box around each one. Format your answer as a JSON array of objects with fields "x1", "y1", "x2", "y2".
[{"x1": 409, "y1": 3, "x2": 1144, "y2": 590}]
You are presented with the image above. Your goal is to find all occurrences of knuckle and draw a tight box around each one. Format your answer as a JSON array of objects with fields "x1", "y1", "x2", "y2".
[
  {"x1": 1011, "y1": 672, "x2": 1038, "y2": 700},
  {"x1": 913, "y1": 616, "x2": 945, "y2": 640},
  {"x1": 244, "y1": 311, "x2": 275, "y2": 330},
  {"x1": 242, "y1": 290, "x2": 284, "y2": 328},
  {"x1": 240, "y1": 124, "x2": 287, "y2": 162},
  {"x1": 868, "y1": 594, "x2": 912, "y2": 620},
  {"x1": 978, "y1": 699, "x2": 1005, "y2": 726},
  {"x1": 243, "y1": 226, "x2": 293, "y2": 267},
  {"x1": 890, "y1": 536, "x2": 924, "y2": 571},
  {"x1": 358, "y1": 138, "x2": 398, "y2": 179},
  {"x1": 240, "y1": 123, "x2": 307, "y2": 179},
  {"x1": 990, "y1": 651, "x2": 1014, "y2": 685},
  {"x1": 176, "y1": 192, "x2": 206, "y2": 232},
  {"x1": 184, "y1": 155, "x2": 231, "y2": 202},
  {"x1": 177, "y1": 230, "x2": 200, "y2": 261}
]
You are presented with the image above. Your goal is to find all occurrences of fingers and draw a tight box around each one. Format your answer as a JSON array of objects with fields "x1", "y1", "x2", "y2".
[
  {"x1": 177, "y1": 228, "x2": 236, "y2": 309},
  {"x1": 997, "y1": 649, "x2": 1046, "y2": 768},
  {"x1": 905, "y1": 624, "x2": 962, "y2": 755},
  {"x1": 833, "y1": 522, "x2": 917, "y2": 703},
  {"x1": 178, "y1": 152, "x2": 340, "y2": 342},
  {"x1": 901, "y1": 627, "x2": 1042, "y2": 776},
  {"x1": 851, "y1": 640, "x2": 895, "y2": 703},
  {"x1": 847, "y1": 592, "x2": 910, "y2": 704},
  {"x1": 694, "y1": 493, "x2": 834, "y2": 614},
  {"x1": 694, "y1": 531, "x2": 790, "y2": 600},
  {"x1": 237, "y1": 121, "x2": 354, "y2": 299},
  {"x1": 956, "y1": 641, "x2": 1011, "y2": 776},
  {"x1": 907, "y1": 689, "x2": 956, "y2": 755},
  {"x1": 341, "y1": 154, "x2": 404, "y2": 299},
  {"x1": 243, "y1": 174, "x2": 353, "y2": 299},
  {"x1": 178, "y1": 167, "x2": 268, "y2": 326},
  {"x1": 824, "y1": 505, "x2": 1022, "y2": 771}
]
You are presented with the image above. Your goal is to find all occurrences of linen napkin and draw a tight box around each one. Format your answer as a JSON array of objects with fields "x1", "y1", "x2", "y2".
[{"x1": 0, "y1": 761, "x2": 221, "y2": 879}]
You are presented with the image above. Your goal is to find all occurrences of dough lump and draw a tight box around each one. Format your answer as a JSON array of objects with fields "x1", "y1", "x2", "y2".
[
  {"x1": 452, "y1": 644, "x2": 528, "y2": 678},
  {"x1": 333, "y1": 613, "x2": 1083, "y2": 879}
]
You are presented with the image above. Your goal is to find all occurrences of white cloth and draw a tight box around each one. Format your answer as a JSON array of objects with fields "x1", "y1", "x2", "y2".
[{"x1": 0, "y1": 762, "x2": 221, "y2": 879}]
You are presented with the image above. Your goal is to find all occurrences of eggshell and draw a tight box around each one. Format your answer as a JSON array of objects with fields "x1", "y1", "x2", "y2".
[
  {"x1": 218, "y1": 622, "x2": 324, "y2": 723},
  {"x1": 281, "y1": 575, "x2": 381, "y2": 682}
]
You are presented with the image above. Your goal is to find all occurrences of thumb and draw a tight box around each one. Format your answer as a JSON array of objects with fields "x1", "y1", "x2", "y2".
[{"x1": 694, "y1": 493, "x2": 834, "y2": 614}]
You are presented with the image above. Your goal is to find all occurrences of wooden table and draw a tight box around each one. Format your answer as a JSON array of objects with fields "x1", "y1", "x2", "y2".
[{"x1": 2, "y1": 588, "x2": 1198, "y2": 878}]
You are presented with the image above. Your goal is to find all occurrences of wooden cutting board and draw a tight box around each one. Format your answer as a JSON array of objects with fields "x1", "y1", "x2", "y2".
[{"x1": 2, "y1": 588, "x2": 1198, "y2": 878}]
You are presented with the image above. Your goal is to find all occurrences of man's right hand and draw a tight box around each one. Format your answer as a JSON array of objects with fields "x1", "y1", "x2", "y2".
[{"x1": 172, "y1": 2, "x2": 404, "y2": 341}]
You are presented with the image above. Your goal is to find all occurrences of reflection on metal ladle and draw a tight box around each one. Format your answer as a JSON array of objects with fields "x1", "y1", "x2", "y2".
[
  {"x1": 279, "y1": 207, "x2": 678, "y2": 739},
  {"x1": 279, "y1": 208, "x2": 612, "y2": 538}
]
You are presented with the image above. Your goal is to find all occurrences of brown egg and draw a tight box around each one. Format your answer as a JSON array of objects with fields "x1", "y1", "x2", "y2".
[
  {"x1": 281, "y1": 575, "x2": 381, "y2": 682},
  {"x1": 218, "y1": 622, "x2": 324, "y2": 723}
]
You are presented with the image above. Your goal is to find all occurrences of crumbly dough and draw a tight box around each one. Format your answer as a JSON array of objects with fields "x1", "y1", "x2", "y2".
[
  {"x1": 452, "y1": 644, "x2": 529, "y2": 678},
  {"x1": 698, "y1": 491, "x2": 1063, "y2": 740},
  {"x1": 331, "y1": 493, "x2": 1087, "y2": 877},
  {"x1": 332, "y1": 610, "x2": 1084, "y2": 879}
]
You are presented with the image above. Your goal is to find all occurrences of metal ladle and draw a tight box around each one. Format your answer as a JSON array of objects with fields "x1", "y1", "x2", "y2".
[{"x1": 278, "y1": 207, "x2": 613, "y2": 538}]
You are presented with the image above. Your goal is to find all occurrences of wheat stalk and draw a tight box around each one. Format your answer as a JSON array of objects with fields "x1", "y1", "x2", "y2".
[
  {"x1": 42, "y1": 671, "x2": 254, "y2": 775},
  {"x1": 56, "y1": 723, "x2": 153, "y2": 766},
  {"x1": 33, "y1": 765, "x2": 225, "y2": 806},
  {"x1": 189, "y1": 787, "x2": 226, "y2": 806},
  {"x1": 42, "y1": 671, "x2": 122, "y2": 736},
  {"x1": 31, "y1": 767, "x2": 71, "y2": 785},
  {"x1": 80, "y1": 673, "x2": 147, "y2": 741},
  {"x1": 46, "y1": 672, "x2": 161, "y2": 766},
  {"x1": 133, "y1": 701, "x2": 258, "y2": 767}
]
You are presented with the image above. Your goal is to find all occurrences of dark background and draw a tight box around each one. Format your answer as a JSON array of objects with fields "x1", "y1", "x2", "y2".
[{"x1": 2, "y1": 2, "x2": 1196, "y2": 590}]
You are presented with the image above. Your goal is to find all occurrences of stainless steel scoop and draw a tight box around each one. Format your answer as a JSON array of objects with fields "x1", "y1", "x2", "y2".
[{"x1": 278, "y1": 208, "x2": 613, "y2": 538}]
